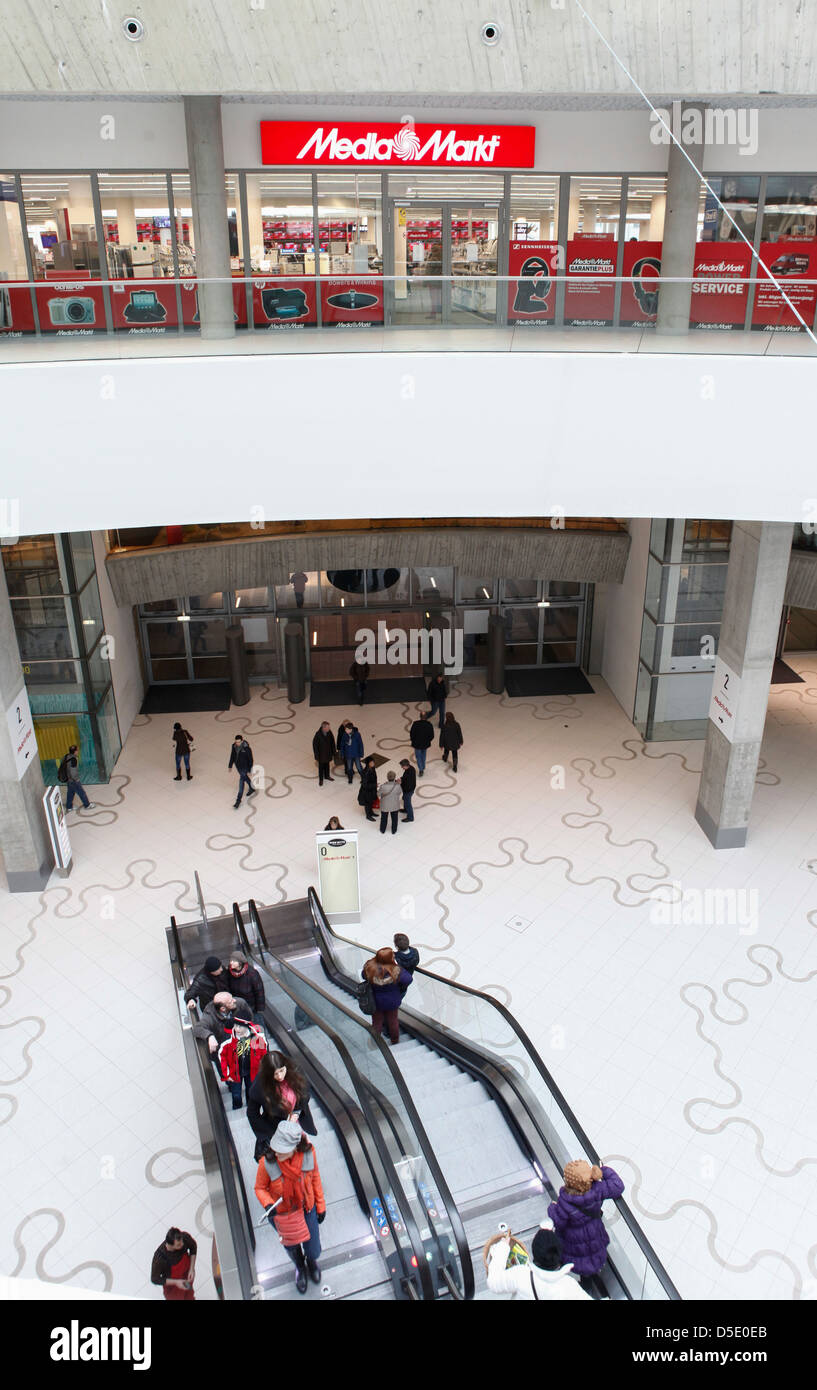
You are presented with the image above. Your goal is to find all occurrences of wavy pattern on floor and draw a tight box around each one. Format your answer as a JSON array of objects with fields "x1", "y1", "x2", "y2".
[{"x1": 11, "y1": 1209, "x2": 113, "y2": 1291}]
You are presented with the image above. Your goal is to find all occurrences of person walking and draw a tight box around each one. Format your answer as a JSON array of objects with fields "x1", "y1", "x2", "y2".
[
  {"x1": 350, "y1": 659, "x2": 370, "y2": 705},
  {"x1": 358, "y1": 757, "x2": 378, "y2": 821},
  {"x1": 361, "y1": 947, "x2": 412, "y2": 1044},
  {"x1": 440, "y1": 710, "x2": 463, "y2": 773},
  {"x1": 151, "y1": 1227, "x2": 197, "y2": 1301},
  {"x1": 58, "y1": 744, "x2": 96, "y2": 812},
  {"x1": 409, "y1": 709, "x2": 434, "y2": 777},
  {"x1": 184, "y1": 956, "x2": 227, "y2": 1014},
  {"x1": 547, "y1": 1160, "x2": 625, "y2": 1291},
  {"x1": 254, "y1": 1119, "x2": 326, "y2": 1294},
  {"x1": 171, "y1": 723, "x2": 194, "y2": 781},
  {"x1": 484, "y1": 1221, "x2": 590, "y2": 1301},
  {"x1": 312, "y1": 721, "x2": 336, "y2": 786},
  {"x1": 226, "y1": 952, "x2": 265, "y2": 1023},
  {"x1": 399, "y1": 759, "x2": 416, "y2": 822},
  {"x1": 338, "y1": 720, "x2": 364, "y2": 782},
  {"x1": 393, "y1": 933, "x2": 419, "y2": 975},
  {"x1": 217, "y1": 1016, "x2": 268, "y2": 1110},
  {"x1": 378, "y1": 769, "x2": 402, "y2": 835},
  {"x1": 290, "y1": 571, "x2": 308, "y2": 608},
  {"x1": 248, "y1": 1051, "x2": 317, "y2": 1161},
  {"x1": 228, "y1": 735, "x2": 256, "y2": 809},
  {"x1": 426, "y1": 672, "x2": 448, "y2": 728}
]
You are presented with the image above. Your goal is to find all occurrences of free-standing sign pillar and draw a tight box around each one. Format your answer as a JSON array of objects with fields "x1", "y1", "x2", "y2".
[
  {"x1": 285, "y1": 621, "x2": 306, "y2": 703},
  {"x1": 486, "y1": 614, "x2": 506, "y2": 694},
  {"x1": 225, "y1": 623, "x2": 250, "y2": 706},
  {"x1": 316, "y1": 828, "x2": 361, "y2": 925}
]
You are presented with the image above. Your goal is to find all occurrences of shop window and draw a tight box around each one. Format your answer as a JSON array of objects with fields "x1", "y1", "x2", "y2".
[
  {"x1": 622, "y1": 176, "x2": 666, "y2": 242},
  {"x1": 2, "y1": 535, "x2": 63, "y2": 597},
  {"x1": 317, "y1": 171, "x2": 383, "y2": 325},
  {"x1": 502, "y1": 579, "x2": 539, "y2": 600},
  {"x1": 548, "y1": 580, "x2": 582, "y2": 599},
  {"x1": 244, "y1": 171, "x2": 317, "y2": 328},
  {"x1": 22, "y1": 173, "x2": 107, "y2": 333},
  {"x1": 0, "y1": 176, "x2": 33, "y2": 336},
  {"x1": 691, "y1": 178, "x2": 759, "y2": 330},
  {"x1": 98, "y1": 171, "x2": 178, "y2": 332},
  {"x1": 274, "y1": 570, "x2": 319, "y2": 609},
  {"x1": 457, "y1": 576, "x2": 496, "y2": 603},
  {"x1": 234, "y1": 587, "x2": 269, "y2": 610},
  {"x1": 188, "y1": 592, "x2": 225, "y2": 612},
  {"x1": 566, "y1": 177, "x2": 622, "y2": 327},
  {"x1": 320, "y1": 571, "x2": 366, "y2": 607},
  {"x1": 412, "y1": 568, "x2": 453, "y2": 604}
]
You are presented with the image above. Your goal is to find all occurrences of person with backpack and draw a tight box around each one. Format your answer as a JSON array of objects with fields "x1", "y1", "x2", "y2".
[
  {"x1": 338, "y1": 720, "x2": 364, "y2": 782},
  {"x1": 409, "y1": 709, "x2": 434, "y2": 776},
  {"x1": 172, "y1": 723, "x2": 194, "y2": 781},
  {"x1": 547, "y1": 1159, "x2": 625, "y2": 1290},
  {"x1": 58, "y1": 745, "x2": 95, "y2": 812},
  {"x1": 217, "y1": 1016, "x2": 268, "y2": 1110},
  {"x1": 254, "y1": 1119, "x2": 326, "y2": 1294},
  {"x1": 358, "y1": 757, "x2": 378, "y2": 821},
  {"x1": 440, "y1": 710, "x2": 464, "y2": 773},
  {"x1": 361, "y1": 947, "x2": 412, "y2": 1044},
  {"x1": 228, "y1": 735, "x2": 256, "y2": 809}
]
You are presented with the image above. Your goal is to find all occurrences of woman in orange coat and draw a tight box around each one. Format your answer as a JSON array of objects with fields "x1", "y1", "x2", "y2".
[{"x1": 255, "y1": 1118, "x2": 326, "y2": 1295}]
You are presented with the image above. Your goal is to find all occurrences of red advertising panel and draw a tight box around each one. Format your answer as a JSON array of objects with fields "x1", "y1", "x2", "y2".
[
  {"x1": 620, "y1": 241, "x2": 662, "y2": 327},
  {"x1": 251, "y1": 277, "x2": 317, "y2": 328},
  {"x1": 564, "y1": 238, "x2": 617, "y2": 326},
  {"x1": 177, "y1": 279, "x2": 249, "y2": 329},
  {"x1": 0, "y1": 282, "x2": 36, "y2": 335},
  {"x1": 751, "y1": 239, "x2": 817, "y2": 332},
  {"x1": 690, "y1": 242, "x2": 752, "y2": 329},
  {"x1": 507, "y1": 242, "x2": 558, "y2": 323},
  {"x1": 320, "y1": 277, "x2": 384, "y2": 326},
  {"x1": 261, "y1": 121, "x2": 535, "y2": 169},
  {"x1": 110, "y1": 280, "x2": 179, "y2": 332},
  {"x1": 35, "y1": 281, "x2": 107, "y2": 334}
]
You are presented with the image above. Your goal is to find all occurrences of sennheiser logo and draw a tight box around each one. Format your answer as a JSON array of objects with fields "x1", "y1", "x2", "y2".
[{"x1": 50, "y1": 1321, "x2": 151, "y2": 1371}]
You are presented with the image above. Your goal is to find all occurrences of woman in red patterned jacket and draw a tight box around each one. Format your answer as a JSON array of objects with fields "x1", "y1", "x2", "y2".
[{"x1": 218, "y1": 1018, "x2": 267, "y2": 1110}]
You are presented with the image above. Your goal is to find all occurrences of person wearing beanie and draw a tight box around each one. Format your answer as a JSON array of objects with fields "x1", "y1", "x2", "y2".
[
  {"x1": 226, "y1": 951, "x2": 266, "y2": 1021},
  {"x1": 254, "y1": 1119, "x2": 326, "y2": 1295},
  {"x1": 184, "y1": 956, "x2": 227, "y2": 1013},
  {"x1": 171, "y1": 723, "x2": 194, "y2": 781},
  {"x1": 547, "y1": 1159, "x2": 625, "y2": 1287},
  {"x1": 485, "y1": 1220, "x2": 590, "y2": 1301}
]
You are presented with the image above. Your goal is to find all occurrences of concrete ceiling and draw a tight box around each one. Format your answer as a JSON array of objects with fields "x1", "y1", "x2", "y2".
[{"x1": 1, "y1": 0, "x2": 816, "y2": 100}]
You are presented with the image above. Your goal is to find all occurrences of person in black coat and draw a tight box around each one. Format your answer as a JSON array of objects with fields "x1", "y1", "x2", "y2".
[
  {"x1": 440, "y1": 710, "x2": 463, "y2": 773},
  {"x1": 312, "y1": 722, "x2": 336, "y2": 786},
  {"x1": 226, "y1": 952, "x2": 266, "y2": 1021},
  {"x1": 247, "y1": 1050, "x2": 317, "y2": 1160},
  {"x1": 172, "y1": 723, "x2": 194, "y2": 781},
  {"x1": 358, "y1": 757, "x2": 378, "y2": 821},
  {"x1": 350, "y1": 660, "x2": 370, "y2": 705},
  {"x1": 184, "y1": 955, "x2": 227, "y2": 1014},
  {"x1": 409, "y1": 709, "x2": 434, "y2": 777},
  {"x1": 399, "y1": 759, "x2": 416, "y2": 822},
  {"x1": 228, "y1": 736, "x2": 256, "y2": 809},
  {"x1": 426, "y1": 673, "x2": 448, "y2": 728}
]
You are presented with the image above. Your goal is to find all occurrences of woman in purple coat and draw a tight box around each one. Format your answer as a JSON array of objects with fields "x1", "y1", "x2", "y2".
[
  {"x1": 547, "y1": 1159, "x2": 624, "y2": 1286},
  {"x1": 362, "y1": 947, "x2": 412, "y2": 1045}
]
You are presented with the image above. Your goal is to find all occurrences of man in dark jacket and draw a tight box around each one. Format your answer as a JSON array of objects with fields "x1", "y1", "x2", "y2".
[
  {"x1": 399, "y1": 759, "x2": 416, "y2": 822},
  {"x1": 426, "y1": 673, "x2": 448, "y2": 728},
  {"x1": 194, "y1": 992, "x2": 252, "y2": 1053},
  {"x1": 227, "y1": 951, "x2": 266, "y2": 1020},
  {"x1": 184, "y1": 955, "x2": 226, "y2": 1013},
  {"x1": 358, "y1": 757, "x2": 378, "y2": 821},
  {"x1": 312, "y1": 721, "x2": 336, "y2": 785},
  {"x1": 172, "y1": 723, "x2": 193, "y2": 781},
  {"x1": 409, "y1": 710, "x2": 434, "y2": 776},
  {"x1": 338, "y1": 721, "x2": 364, "y2": 782},
  {"x1": 151, "y1": 1228, "x2": 197, "y2": 1300},
  {"x1": 61, "y1": 744, "x2": 96, "y2": 811},
  {"x1": 350, "y1": 659, "x2": 370, "y2": 705},
  {"x1": 228, "y1": 736, "x2": 256, "y2": 809}
]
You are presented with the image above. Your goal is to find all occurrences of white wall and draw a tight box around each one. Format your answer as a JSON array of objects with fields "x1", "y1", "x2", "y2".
[
  {"x1": 1, "y1": 351, "x2": 815, "y2": 535},
  {"x1": 92, "y1": 531, "x2": 145, "y2": 744},
  {"x1": 601, "y1": 518, "x2": 651, "y2": 721},
  {"x1": 0, "y1": 100, "x2": 188, "y2": 169}
]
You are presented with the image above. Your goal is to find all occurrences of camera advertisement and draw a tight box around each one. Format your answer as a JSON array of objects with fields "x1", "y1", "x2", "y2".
[
  {"x1": 250, "y1": 277, "x2": 317, "y2": 328},
  {"x1": 751, "y1": 239, "x2": 817, "y2": 331},
  {"x1": 689, "y1": 242, "x2": 752, "y2": 329},
  {"x1": 319, "y1": 277, "x2": 384, "y2": 325},
  {"x1": 619, "y1": 241, "x2": 663, "y2": 326},
  {"x1": 35, "y1": 281, "x2": 107, "y2": 333},
  {"x1": 563, "y1": 237, "x2": 617, "y2": 326},
  {"x1": 507, "y1": 241, "x2": 558, "y2": 323}
]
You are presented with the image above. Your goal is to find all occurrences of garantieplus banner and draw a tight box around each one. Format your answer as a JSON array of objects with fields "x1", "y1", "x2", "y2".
[
  {"x1": 564, "y1": 238, "x2": 617, "y2": 326},
  {"x1": 507, "y1": 242, "x2": 558, "y2": 323},
  {"x1": 690, "y1": 242, "x2": 752, "y2": 329},
  {"x1": 260, "y1": 120, "x2": 535, "y2": 168},
  {"x1": 751, "y1": 239, "x2": 817, "y2": 331}
]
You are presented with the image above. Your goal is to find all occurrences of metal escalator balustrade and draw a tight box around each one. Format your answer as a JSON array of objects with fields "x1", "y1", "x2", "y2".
[{"x1": 304, "y1": 887, "x2": 681, "y2": 1302}]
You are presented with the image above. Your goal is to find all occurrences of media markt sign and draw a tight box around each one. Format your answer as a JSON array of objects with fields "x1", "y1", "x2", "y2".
[
  {"x1": 261, "y1": 120, "x2": 535, "y2": 168},
  {"x1": 708, "y1": 657, "x2": 741, "y2": 743}
]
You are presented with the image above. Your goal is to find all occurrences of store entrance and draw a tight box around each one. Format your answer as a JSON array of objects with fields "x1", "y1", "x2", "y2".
[{"x1": 388, "y1": 200, "x2": 500, "y2": 326}]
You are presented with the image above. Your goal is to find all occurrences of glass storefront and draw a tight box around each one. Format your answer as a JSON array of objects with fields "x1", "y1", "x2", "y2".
[{"x1": 2, "y1": 532, "x2": 122, "y2": 783}]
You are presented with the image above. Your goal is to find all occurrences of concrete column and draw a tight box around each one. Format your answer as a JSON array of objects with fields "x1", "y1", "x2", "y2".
[
  {"x1": 183, "y1": 96, "x2": 235, "y2": 340},
  {"x1": 486, "y1": 615, "x2": 505, "y2": 694},
  {"x1": 694, "y1": 522, "x2": 793, "y2": 848},
  {"x1": 116, "y1": 196, "x2": 138, "y2": 246},
  {"x1": 656, "y1": 103, "x2": 705, "y2": 334},
  {"x1": 648, "y1": 192, "x2": 666, "y2": 241},
  {"x1": 0, "y1": 564, "x2": 52, "y2": 891}
]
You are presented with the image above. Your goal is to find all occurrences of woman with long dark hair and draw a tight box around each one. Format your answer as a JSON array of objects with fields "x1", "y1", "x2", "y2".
[
  {"x1": 247, "y1": 1050, "x2": 317, "y2": 1160},
  {"x1": 440, "y1": 710, "x2": 463, "y2": 773}
]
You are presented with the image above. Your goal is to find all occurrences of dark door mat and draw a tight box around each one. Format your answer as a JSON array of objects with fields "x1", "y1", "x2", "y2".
[
  {"x1": 504, "y1": 668, "x2": 595, "y2": 698},
  {"x1": 309, "y1": 678, "x2": 428, "y2": 706},
  {"x1": 141, "y1": 682, "x2": 233, "y2": 714},
  {"x1": 771, "y1": 659, "x2": 805, "y2": 685}
]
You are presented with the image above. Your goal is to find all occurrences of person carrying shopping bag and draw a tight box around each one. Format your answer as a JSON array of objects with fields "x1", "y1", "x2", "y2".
[{"x1": 254, "y1": 1118, "x2": 326, "y2": 1294}]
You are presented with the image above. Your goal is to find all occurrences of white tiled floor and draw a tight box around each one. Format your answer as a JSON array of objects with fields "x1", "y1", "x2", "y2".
[{"x1": 2, "y1": 661, "x2": 817, "y2": 1300}]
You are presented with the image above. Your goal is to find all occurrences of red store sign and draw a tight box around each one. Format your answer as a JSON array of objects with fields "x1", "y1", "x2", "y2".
[{"x1": 260, "y1": 120, "x2": 535, "y2": 168}]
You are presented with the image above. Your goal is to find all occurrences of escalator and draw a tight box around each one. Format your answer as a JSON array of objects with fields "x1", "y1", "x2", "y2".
[{"x1": 241, "y1": 886, "x2": 680, "y2": 1301}]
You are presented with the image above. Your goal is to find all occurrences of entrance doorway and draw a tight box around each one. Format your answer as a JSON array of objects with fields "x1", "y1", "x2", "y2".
[{"x1": 388, "y1": 200, "x2": 500, "y2": 326}]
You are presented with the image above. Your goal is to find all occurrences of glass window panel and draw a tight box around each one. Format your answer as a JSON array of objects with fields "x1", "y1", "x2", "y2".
[
  {"x1": 247, "y1": 170, "x2": 314, "y2": 272},
  {"x1": 670, "y1": 622, "x2": 720, "y2": 661},
  {"x1": 78, "y1": 580, "x2": 104, "y2": 645},
  {"x1": 502, "y1": 578, "x2": 539, "y2": 600},
  {"x1": 225, "y1": 172, "x2": 243, "y2": 272},
  {"x1": 95, "y1": 685, "x2": 122, "y2": 777},
  {"x1": 147, "y1": 621, "x2": 186, "y2": 658},
  {"x1": 548, "y1": 580, "x2": 581, "y2": 598},
  {"x1": 22, "y1": 656, "x2": 84, "y2": 689},
  {"x1": 541, "y1": 606, "x2": 578, "y2": 644},
  {"x1": 319, "y1": 571, "x2": 366, "y2": 607},
  {"x1": 141, "y1": 598, "x2": 180, "y2": 614},
  {"x1": 568, "y1": 176, "x2": 623, "y2": 240},
  {"x1": 87, "y1": 641, "x2": 112, "y2": 692},
  {"x1": 362, "y1": 568, "x2": 410, "y2": 604},
  {"x1": 649, "y1": 518, "x2": 669, "y2": 561},
  {"x1": 411, "y1": 567, "x2": 453, "y2": 603},
  {"x1": 188, "y1": 592, "x2": 225, "y2": 612},
  {"x1": 69, "y1": 532, "x2": 96, "y2": 589},
  {"x1": 675, "y1": 563, "x2": 728, "y2": 623},
  {"x1": 505, "y1": 607, "x2": 539, "y2": 642},
  {"x1": 10, "y1": 595, "x2": 76, "y2": 661},
  {"x1": 634, "y1": 661, "x2": 654, "y2": 732},
  {"x1": 192, "y1": 655, "x2": 230, "y2": 680},
  {"x1": 540, "y1": 641, "x2": 577, "y2": 663},
  {"x1": 645, "y1": 553, "x2": 664, "y2": 621},
  {"x1": 640, "y1": 612, "x2": 658, "y2": 670},
  {"x1": 98, "y1": 170, "x2": 173, "y2": 277},
  {"x1": 697, "y1": 176, "x2": 759, "y2": 242},
  {"x1": 505, "y1": 643, "x2": 538, "y2": 665},
  {"x1": 682, "y1": 519, "x2": 732, "y2": 555},
  {"x1": 234, "y1": 586, "x2": 269, "y2": 610},
  {"x1": 317, "y1": 170, "x2": 382, "y2": 272},
  {"x1": 168, "y1": 173, "x2": 195, "y2": 276},
  {"x1": 0, "y1": 176, "x2": 33, "y2": 335},
  {"x1": 189, "y1": 619, "x2": 226, "y2": 655},
  {"x1": 274, "y1": 570, "x2": 319, "y2": 609},
  {"x1": 151, "y1": 658, "x2": 188, "y2": 682},
  {"x1": 21, "y1": 173, "x2": 100, "y2": 280},
  {"x1": 247, "y1": 645, "x2": 278, "y2": 680},
  {"x1": 762, "y1": 175, "x2": 817, "y2": 242},
  {"x1": 2, "y1": 535, "x2": 63, "y2": 596},
  {"x1": 510, "y1": 174, "x2": 559, "y2": 243},
  {"x1": 457, "y1": 575, "x2": 496, "y2": 603},
  {"x1": 622, "y1": 176, "x2": 666, "y2": 241}
]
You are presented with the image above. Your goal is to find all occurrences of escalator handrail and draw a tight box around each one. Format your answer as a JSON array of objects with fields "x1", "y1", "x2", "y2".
[
  {"x1": 194, "y1": 870, "x2": 209, "y2": 929},
  {"x1": 307, "y1": 886, "x2": 680, "y2": 1301},
  {"x1": 169, "y1": 914, "x2": 185, "y2": 975},
  {"x1": 246, "y1": 899, "x2": 474, "y2": 1301},
  {"x1": 233, "y1": 901, "x2": 253, "y2": 957}
]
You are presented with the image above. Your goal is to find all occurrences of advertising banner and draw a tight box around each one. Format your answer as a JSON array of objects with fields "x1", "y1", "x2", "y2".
[
  {"x1": 751, "y1": 239, "x2": 817, "y2": 332},
  {"x1": 43, "y1": 784, "x2": 72, "y2": 873},
  {"x1": 507, "y1": 241, "x2": 558, "y2": 323},
  {"x1": 251, "y1": 277, "x2": 317, "y2": 328},
  {"x1": 110, "y1": 280, "x2": 179, "y2": 332},
  {"x1": 320, "y1": 277, "x2": 384, "y2": 326},
  {"x1": 35, "y1": 281, "x2": 107, "y2": 334},
  {"x1": 316, "y1": 830, "x2": 361, "y2": 923},
  {"x1": 178, "y1": 279, "x2": 248, "y2": 329},
  {"x1": 261, "y1": 120, "x2": 535, "y2": 169},
  {"x1": 690, "y1": 242, "x2": 752, "y2": 329},
  {"x1": 0, "y1": 282, "x2": 36, "y2": 335},
  {"x1": 564, "y1": 238, "x2": 617, "y2": 326},
  {"x1": 620, "y1": 241, "x2": 662, "y2": 327},
  {"x1": 6, "y1": 686, "x2": 36, "y2": 780}
]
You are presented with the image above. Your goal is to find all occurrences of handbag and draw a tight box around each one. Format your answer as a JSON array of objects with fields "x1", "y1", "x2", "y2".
[
  {"x1": 357, "y1": 979, "x2": 376, "y2": 1015},
  {"x1": 372, "y1": 797, "x2": 380, "y2": 811},
  {"x1": 273, "y1": 1207, "x2": 310, "y2": 1246}
]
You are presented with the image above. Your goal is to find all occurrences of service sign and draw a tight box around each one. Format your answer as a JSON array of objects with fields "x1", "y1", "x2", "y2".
[
  {"x1": 690, "y1": 242, "x2": 752, "y2": 330},
  {"x1": 261, "y1": 121, "x2": 535, "y2": 168}
]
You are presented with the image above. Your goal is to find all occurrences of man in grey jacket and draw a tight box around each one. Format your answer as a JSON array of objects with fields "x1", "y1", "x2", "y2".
[
  {"x1": 194, "y1": 992, "x2": 252, "y2": 1054},
  {"x1": 378, "y1": 769, "x2": 403, "y2": 835},
  {"x1": 62, "y1": 744, "x2": 96, "y2": 812}
]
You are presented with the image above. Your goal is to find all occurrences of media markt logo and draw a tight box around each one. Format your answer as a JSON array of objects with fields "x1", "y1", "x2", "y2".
[{"x1": 296, "y1": 122, "x2": 503, "y2": 165}]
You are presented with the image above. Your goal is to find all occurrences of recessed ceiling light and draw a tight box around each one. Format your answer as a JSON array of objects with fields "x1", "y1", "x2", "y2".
[{"x1": 122, "y1": 16, "x2": 145, "y2": 41}]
